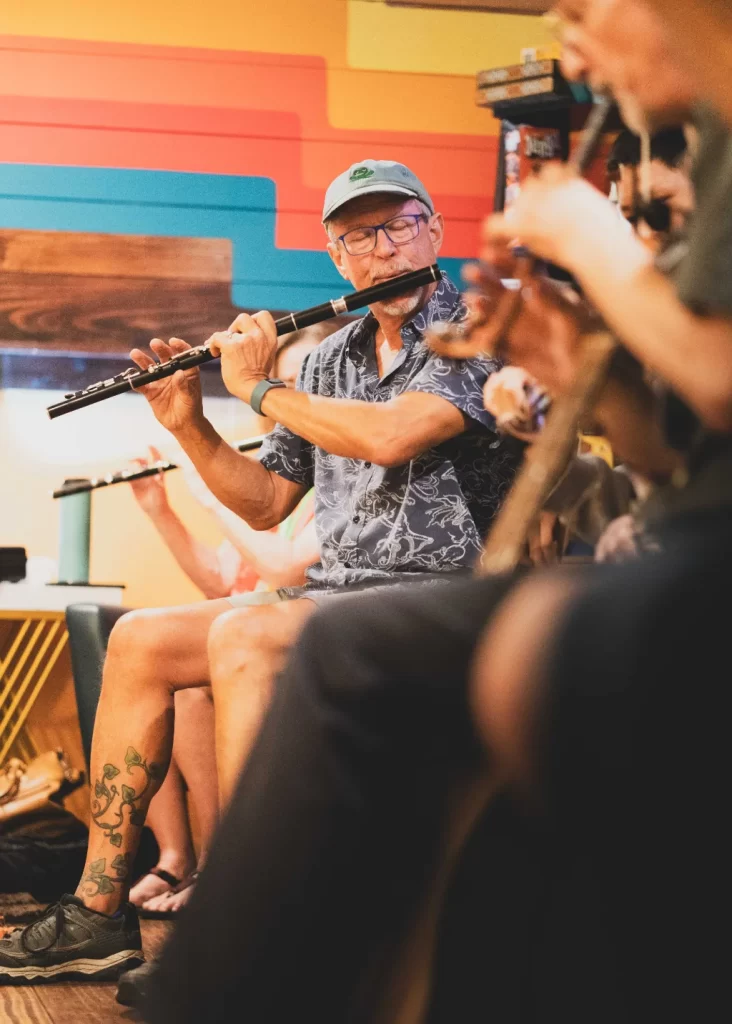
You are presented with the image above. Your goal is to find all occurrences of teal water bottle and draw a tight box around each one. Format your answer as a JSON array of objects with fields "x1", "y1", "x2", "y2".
[{"x1": 58, "y1": 483, "x2": 91, "y2": 584}]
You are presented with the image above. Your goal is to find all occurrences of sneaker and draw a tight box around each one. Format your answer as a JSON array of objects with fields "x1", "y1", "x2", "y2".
[
  {"x1": 0, "y1": 894, "x2": 144, "y2": 983},
  {"x1": 116, "y1": 958, "x2": 160, "y2": 1007}
]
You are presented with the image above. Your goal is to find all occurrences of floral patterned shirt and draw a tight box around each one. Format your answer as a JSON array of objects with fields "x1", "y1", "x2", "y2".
[{"x1": 259, "y1": 274, "x2": 523, "y2": 587}]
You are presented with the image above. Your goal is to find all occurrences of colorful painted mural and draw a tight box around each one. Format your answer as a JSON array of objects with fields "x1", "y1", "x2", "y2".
[{"x1": 0, "y1": 1, "x2": 552, "y2": 314}]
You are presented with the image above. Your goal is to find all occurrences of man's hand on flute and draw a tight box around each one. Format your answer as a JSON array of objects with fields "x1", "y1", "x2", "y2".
[
  {"x1": 207, "y1": 311, "x2": 278, "y2": 404},
  {"x1": 129, "y1": 337, "x2": 205, "y2": 434}
]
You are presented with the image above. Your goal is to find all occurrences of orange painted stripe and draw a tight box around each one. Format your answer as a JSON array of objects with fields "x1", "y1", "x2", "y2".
[
  {"x1": 0, "y1": 33, "x2": 498, "y2": 152},
  {"x1": 0, "y1": 95, "x2": 496, "y2": 255}
]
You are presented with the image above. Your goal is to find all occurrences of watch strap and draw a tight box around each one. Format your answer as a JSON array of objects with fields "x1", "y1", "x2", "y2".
[{"x1": 250, "y1": 378, "x2": 286, "y2": 416}]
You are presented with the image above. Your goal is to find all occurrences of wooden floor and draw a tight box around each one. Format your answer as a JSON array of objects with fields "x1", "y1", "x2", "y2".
[{"x1": 0, "y1": 917, "x2": 172, "y2": 1024}]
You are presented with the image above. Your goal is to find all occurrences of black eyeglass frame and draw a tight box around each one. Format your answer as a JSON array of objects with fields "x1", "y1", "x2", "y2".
[{"x1": 336, "y1": 213, "x2": 429, "y2": 256}]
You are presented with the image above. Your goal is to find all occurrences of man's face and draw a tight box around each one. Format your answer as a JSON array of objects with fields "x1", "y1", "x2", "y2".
[
  {"x1": 326, "y1": 194, "x2": 444, "y2": 319},
  {"x1": 553, "y1": 0, "x2": 697, "y2": 131},
  {"x1": 616, "y1": 158, "x2": 695, "y2": 237}
]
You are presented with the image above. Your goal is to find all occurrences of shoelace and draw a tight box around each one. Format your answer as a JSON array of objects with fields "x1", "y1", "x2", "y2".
[{"x1": 20, "y1": 902, "x2": 66, "y2": 954}]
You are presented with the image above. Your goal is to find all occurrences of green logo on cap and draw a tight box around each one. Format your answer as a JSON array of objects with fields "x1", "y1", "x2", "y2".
[{"x1": 349, "y1": 166, "x2": 375, "y2": 182}]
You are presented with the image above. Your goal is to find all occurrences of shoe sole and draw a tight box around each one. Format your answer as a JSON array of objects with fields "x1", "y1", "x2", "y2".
[{"x1": 0, "y1": 948, "x2": 144, "y2": 984}]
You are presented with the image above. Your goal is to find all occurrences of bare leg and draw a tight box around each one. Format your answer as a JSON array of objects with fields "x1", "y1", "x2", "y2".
[
  {"x1": 208, "y1": 598, "x2": 316, "y2": 806},
  {"x1": 141, "y1": 688, "x2": 218, "y2": 915},
  {"x1": 128, "y1": 752, "x2": 196, "y2": 907},
  {"x1": 169, "y1": 687, "x2": 218, "y2": 865},
  {"x1": 75, "y1": 598, "x2": 232, "y2": 914}
]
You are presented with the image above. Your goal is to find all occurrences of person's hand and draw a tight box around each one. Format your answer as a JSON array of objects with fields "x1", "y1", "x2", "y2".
[
  {"x1": 594, "y1": 514, "x2": 645, "y2": 563},
  {"x1": 525, "y1": 510, "x2": 560, "y2": 567},
  {"x1": 483, "y1": 366, "x2": 546, "y2": 441},
  {"x1": 128, "y1": 446, "x2": 170, "y2": 518},
  {"x1": 178, "y1": 453, "x2": 219, "y2": 511},
  {"x1": 503, "y1": 276, "x2": 591, "y2": 397},
  {"x1": 207, "y1": 311, "x2": 278, "y2": 404},
  {"x1": 128, "y1": 337, "x2": 204, "y2": 434},
  {"x1": 482, "y1": 162, "x2": 628, "y2": 270}
]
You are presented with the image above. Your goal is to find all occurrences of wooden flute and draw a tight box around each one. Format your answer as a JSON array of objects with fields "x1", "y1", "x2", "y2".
[
  {"x1": 47, "y1": 264, "x2": 442, "y2": 420},
  {"x1": 52, "y1": 435, "x2": 267, "y2": 499}
]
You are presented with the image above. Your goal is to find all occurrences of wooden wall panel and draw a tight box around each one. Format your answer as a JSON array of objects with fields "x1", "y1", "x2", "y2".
[
  {"x1": 0, "y1": 230, "x2": 232, "y2": 283},
  {"x1": 0, "y1": 229, "x2": 241, "y2": 352},
  {"x1": 0, "y1": 272, "x2": 240, "y2": 352}
]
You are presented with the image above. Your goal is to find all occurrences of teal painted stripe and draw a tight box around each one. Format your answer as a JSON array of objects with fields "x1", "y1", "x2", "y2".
[{"x1": 0, "y1": 164, "x2": 467, "y2": 309}]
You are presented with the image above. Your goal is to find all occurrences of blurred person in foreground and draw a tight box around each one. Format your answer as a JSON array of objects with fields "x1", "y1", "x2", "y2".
[{"x1": 135, "y1": 3, "x2": 732, "y2": 1022}]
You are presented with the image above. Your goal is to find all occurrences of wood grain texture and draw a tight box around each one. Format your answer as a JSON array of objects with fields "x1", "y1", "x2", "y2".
[
  {"x1": 9, "y1": 921, "x2": 172, "y2": 1024},
  {"x1": 0, "y1": 231, "x2": 232, "y2": 283},
  {"x1": 0, "y1": 272, "x2": 241, "y2": 352},
  {"x1": 0, "y1": 987, "x2": 55, "y2": 1024}
]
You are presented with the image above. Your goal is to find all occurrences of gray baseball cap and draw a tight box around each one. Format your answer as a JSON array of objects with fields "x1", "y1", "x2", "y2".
[{"x1": 322, "y1": 159, "x2": 434, "y2": 223}]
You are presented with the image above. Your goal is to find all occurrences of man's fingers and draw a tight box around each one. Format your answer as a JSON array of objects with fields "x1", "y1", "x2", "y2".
[
  {"x1": 168, "y1": 337, "x2": 191, "y2": 353},
  {"x1": 251, "y1": 310, "x2": 278, "y2": 343},
  {"x1": 129, "y1": 347, "x2": 156, "y2": 371},
  {"x1": 207, "y1": 331, "x2": 228, "y2": 358},
  {"x1": 228, "y1": 312, "x2": 257, "y2": 334},
  {"x1": 150, "y1": 338, "x2": 175, "y2": 362}
]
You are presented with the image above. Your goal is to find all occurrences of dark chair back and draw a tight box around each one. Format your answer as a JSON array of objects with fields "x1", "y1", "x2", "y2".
[{"x1": 65, "y1": 603, "x2": 128, "y2": 772}]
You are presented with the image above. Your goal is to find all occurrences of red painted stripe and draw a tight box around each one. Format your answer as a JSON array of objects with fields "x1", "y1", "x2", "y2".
[
  {"x1": 0, "y1": 94, "x2": 496, "y2": 254},
  {"x1": 0, "y1": 35, "x2": 497, "y2": 151}
]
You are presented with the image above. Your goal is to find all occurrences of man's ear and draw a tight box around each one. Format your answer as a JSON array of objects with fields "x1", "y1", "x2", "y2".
[
  {"x1": 327, "y1": 240, "x2": 350, "y2": 282},
  {"x1": 428, "y1": 212, "x2": 445, "y2": 256}
]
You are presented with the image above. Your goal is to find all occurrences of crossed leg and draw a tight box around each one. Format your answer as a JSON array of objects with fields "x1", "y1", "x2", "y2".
[
  {"x1": 75, "y1": 598, "x2": 232, "y2": 914},
  {"x1": 132, "y1": 687, "x2": 218, "y2": 915},
  {"x1": 75, "y1": 594, "x2": 318, "y2": 914}
]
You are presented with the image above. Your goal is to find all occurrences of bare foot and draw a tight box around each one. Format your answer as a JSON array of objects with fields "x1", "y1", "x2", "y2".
[
  {"x1": 141, "y1": 873, "x2": 198, "y2": 916},
  {"x1": 129, "y1": 866, "x2": 185, "y2": 907}
]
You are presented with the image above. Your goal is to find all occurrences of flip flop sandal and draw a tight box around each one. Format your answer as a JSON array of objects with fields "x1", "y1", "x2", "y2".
[
  {"x1": 138, "y1": 871, "x2": 199, "y2": 920},
  {"x1": 135, "y1": 867, "x2": 183, "y2": 918}
]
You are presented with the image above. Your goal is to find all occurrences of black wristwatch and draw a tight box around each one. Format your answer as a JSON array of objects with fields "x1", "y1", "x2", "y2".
[{"x1": 250, "y1": 378, "x2": 286, "y2": 415}]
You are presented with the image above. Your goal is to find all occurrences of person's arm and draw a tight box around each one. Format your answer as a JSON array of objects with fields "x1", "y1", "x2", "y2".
[
  {"x1": 213, "y1": 511, "x2": 320, "y2": 589},
  {"x1": 127, "y1": 447, "x2": 233, "y2": 598},
  {"x1": 147, "y1": 505, "x2": 238, "y2": 598},
  {"x1": 128, "y1": 337, "x2": 307, "y2": 530},
  {"x1": 484, "y1": 166, "x2": 732, "y2": 432},
  {"x1": 208, "y1": 314, "x2": 478, "y2": 467}
]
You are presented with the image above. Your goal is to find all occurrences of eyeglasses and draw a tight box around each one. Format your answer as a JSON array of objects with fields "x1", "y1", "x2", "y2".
[{"x1": 337, "y1": 213, "x2": 428, "y2": 256}]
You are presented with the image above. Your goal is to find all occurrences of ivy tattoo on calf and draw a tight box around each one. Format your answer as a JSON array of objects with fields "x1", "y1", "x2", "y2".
[
  {"x1": 81, "y1": 854, "x2": 132, "y2": 897},
  {"x1": 91, "y1": 746, "x2": 164, "y2": 847}
]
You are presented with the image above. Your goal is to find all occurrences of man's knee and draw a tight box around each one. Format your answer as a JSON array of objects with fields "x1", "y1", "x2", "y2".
[
  {"x1": 107, "y1": 607, "x2": 163, "y2": 662},
  {"x1": 209, "y1": 600, "x2": 315, "y2": 693}
]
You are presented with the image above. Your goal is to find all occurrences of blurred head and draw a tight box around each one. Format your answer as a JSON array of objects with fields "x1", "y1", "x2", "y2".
[
  {"x1": 323, "y1": 160, "x2": 443, "y2": 322},
  {"x1": 642, "y1": 1, "x2": 732, "y2": 128},
  {"x1": 607, "y1": 127, "x2": 694, "y2": 235},
  {"x1": 552, "y1": 0, "x2": 698, "y2": 132}
]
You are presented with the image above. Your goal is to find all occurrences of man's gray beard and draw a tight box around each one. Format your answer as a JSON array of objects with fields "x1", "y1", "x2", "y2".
[{"x1": 377, "y1": 292, "x2": 423, "y2": 318}]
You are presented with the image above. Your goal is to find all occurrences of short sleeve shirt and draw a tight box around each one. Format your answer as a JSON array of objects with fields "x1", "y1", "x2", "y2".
[{"x1": 259, "y1": 275, "x2": 523, "y2": 587}]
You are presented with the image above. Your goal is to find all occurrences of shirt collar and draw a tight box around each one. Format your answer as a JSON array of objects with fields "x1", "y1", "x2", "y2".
[{"x1": 346, "y1": 272, "x2": 465, "y2": 359}]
